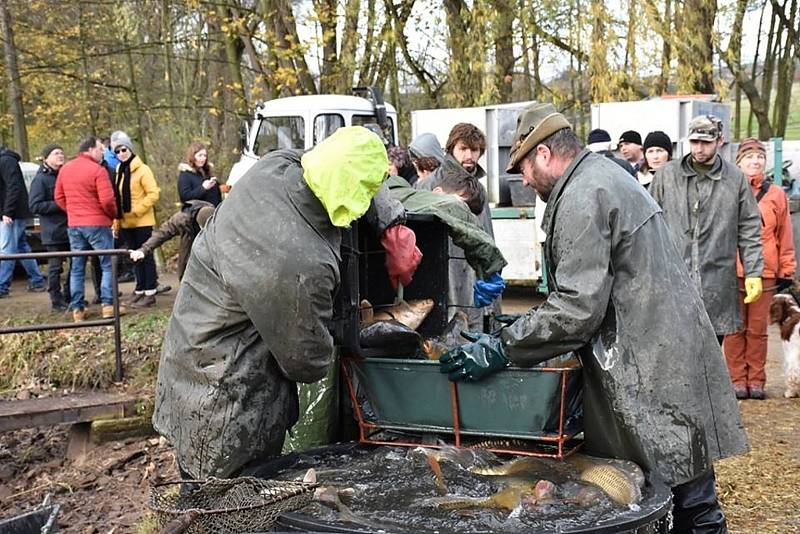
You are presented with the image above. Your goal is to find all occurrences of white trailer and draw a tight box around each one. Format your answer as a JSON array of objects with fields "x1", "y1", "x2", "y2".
[{"x1": 411, "y1": 101, "x2": 544, "y2": 287}]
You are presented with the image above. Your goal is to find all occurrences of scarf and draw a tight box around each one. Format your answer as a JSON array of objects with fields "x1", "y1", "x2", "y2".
[{"x1": 116, "y1": 156, "x2": 134, "y2": 216}]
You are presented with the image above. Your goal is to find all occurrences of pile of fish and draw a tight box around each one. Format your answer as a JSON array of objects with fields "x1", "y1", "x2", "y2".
[
  {"x1": 282, "y1": 445, "x2": 650, "y2": 533},
  {"x1": 359, "y1": 298, "x2": 469, "y2": 359}
]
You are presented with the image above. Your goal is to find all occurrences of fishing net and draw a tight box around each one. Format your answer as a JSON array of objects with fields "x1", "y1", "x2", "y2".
[{"x1": 148, "y1": 477, "x2": 317, "y2": 533}]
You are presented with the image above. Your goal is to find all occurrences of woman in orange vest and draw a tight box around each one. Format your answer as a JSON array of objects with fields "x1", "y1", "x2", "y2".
[{"x1": 724, "y1": 138, "x2": 796, "y2": 399}]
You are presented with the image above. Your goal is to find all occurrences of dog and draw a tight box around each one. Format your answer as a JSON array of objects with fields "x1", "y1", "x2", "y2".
[{"x1": 768, "y1": 293, "x2": 800, "y2": 398}]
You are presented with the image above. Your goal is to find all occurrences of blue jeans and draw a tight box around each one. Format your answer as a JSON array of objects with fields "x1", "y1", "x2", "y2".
[
  {"x1": 68, "y1": 226, "x2": 113, "y2": 310},
  {"x1": 0, "y1": 218, "x2": 45, "y2": 293}
]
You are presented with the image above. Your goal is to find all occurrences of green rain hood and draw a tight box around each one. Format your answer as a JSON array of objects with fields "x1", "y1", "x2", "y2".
[{"x1": 302, "y1": 126, "x2": 389, "y2": 227}]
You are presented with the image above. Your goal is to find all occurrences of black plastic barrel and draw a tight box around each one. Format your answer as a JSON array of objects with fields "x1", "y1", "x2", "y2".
[{"x1": 249, "y1": 443, "x2": 672, "y2": 534}]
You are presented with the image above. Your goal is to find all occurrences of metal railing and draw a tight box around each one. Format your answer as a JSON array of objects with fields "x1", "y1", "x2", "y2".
[{"x1": 0, "y1": 249, "x2": 129, "y2": 381}]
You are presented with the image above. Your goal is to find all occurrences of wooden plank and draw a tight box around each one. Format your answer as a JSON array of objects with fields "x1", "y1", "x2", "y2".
[{"x1": 0, "y1": 393, "x2": 138, "y2": 432}]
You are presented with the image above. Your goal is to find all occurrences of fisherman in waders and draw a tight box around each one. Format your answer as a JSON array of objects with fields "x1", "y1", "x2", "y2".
[
  {"x1": 153, "y1": 127, "x2": 421, "y2": 479},
  {"x1": 439, "y1": 103, "x2": 747, "y2": 533}
]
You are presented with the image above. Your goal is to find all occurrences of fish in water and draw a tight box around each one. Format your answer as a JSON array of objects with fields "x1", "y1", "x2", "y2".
[
  {"x1": 471, "y1": 454, "x2": 644, "y2": 506},
  {"x1": 422, "y1": 311, "x2": 469, "y2": 360},
  {"x1": 361, "y1": 298, "x2": 435, "y2": 330},
  {"x1": 579, "y1": 464, "x2": 641, "y2": 506},
  {"x1": 430, "y1": 479, "x2": 555, "y2": 512},
  {"x1": 303, "y1": 469, "x2": 386, "y2": 530}
]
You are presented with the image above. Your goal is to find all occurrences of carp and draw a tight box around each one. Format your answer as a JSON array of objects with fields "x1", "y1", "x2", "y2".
[
  {"x1": 471, "y1": 454, "x2": 644, "y2": 506},
  {"x1": 421, "y1": 311, "x2": 469, "y2": 360},
  {"x1": 579, "y1": 464, "x2": 641, "y2": 506},
  {"x1": 360, "y1": 298, "x2": 435, "y2": 331},
  {"x1": 431, "y1": 479, "x2": 557, "y2": 511}
]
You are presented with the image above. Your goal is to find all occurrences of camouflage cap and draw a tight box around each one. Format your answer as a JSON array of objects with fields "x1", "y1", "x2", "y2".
[
  {"x1": 506, "y1": 103, "x2": 571, "y2": 173},
  {"x1": 687, "y1": 115, "x2": 721, "y2": 141}
]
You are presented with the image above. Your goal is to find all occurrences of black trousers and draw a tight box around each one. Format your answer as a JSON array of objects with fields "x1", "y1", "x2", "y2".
[
  {"x1": 120, "y1": 226, "x2": 157, "y2": 291},
  {"x1": 45, "y1": 243, "x2": 70, "y2": 305},
  {"x1": 671, "y1": 468, "x2": 728, "y2": 533}
]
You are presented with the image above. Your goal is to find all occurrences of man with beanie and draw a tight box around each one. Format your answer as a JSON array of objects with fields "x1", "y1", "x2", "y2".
[
  {"x1": 55, "y1": 136, "x2": 124, "y2": 322},
  {"x1": 586, "y1": 129, "x2": 635, "y2": 175},
  {"x1": 443, "y1": 102, "x2": 747, "y2": 533},
  {"x1": 153, "y1": 127, "x2": 419, "y2": 479},
  {"x1": 0, "y1": 144, "x2": 47, "y2": 297},
  {"x1": 29, "y1": 144, "x2": 71, "y2": 310},
  {"x1": 618, "y1": 130, "x2": 645, "y2": 172},
  {"x1": 638, "y1": 131, "x2": 673, "y2": 189},
  {"x1": 651, "y1": 115, "x2": 764, "y2": 344},
  {"x1": 723, "y1": 138, "x2": 795, "y2": 400}
]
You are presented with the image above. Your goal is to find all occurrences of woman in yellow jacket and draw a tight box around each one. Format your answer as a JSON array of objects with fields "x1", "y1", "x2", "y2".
[{"x1": 112, "y1": 132, "x2": 161, "y2": 307}]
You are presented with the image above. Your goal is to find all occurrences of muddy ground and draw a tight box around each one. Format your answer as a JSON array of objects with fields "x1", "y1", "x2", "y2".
[{"x1": 1, "y1": 285, "x2": 799, "y2": 532}]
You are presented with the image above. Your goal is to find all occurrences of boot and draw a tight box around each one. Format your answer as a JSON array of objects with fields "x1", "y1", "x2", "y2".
[
  {"x1": 102, "y1": 304, "x2": 128, "y2": 318},
  {"x1": 124, "y1": 292, "x2": 144, "y2": 305},
  {"x1": 131, "y1": 294, "x2": 156, "y2": 308},
  {"x1": 748, "y1": 385, "x2": 765, "y2": 400},
  {"x1": 671, "y1": 469, "x2": 728, "y2": 533}
]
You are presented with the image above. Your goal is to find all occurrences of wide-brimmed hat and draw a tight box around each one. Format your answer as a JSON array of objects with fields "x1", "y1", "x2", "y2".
[{"x1": 506, "y1": 103, "x2": 571, "y2": 173}]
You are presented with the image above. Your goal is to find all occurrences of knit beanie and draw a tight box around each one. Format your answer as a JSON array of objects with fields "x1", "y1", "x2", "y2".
[
  {"x1": 587, "y1": 129, "x2": 611, "y2": 145},
  {"x1": 643, "y1": 131, "x2": 672, "y2": 158},
  {"x1": 619, "y1": 130, "x2": 642, "y2": 146},
  {"x1": 736, "y1": 137, "x2": 766, "y2": 163},
  {"x1": 110, "y1": 130, "x2": 134, "y2": 151},
  {"x1": 40, "y1": 143, "x2": 62, "y2": 160}
]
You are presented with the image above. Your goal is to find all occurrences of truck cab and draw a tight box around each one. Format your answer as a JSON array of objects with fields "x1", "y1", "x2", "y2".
[{"x1": 227, "y1": 90, "x2": 399, "y2": 186}]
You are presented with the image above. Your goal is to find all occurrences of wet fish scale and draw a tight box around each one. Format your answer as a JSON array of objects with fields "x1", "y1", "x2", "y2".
[{"x1": 579, "y1": 464, "x2": 641, "y2": 506}]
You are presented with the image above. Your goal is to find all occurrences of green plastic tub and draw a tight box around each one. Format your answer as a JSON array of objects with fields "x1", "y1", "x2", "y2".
[{"x1": 348, "y1": 358, "x2": 582, "y2": 440}]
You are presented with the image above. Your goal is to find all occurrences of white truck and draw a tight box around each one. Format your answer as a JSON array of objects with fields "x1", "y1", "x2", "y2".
[
  {"x1": 227, "y1": 87, "x2": 398, "y2": 186},
  {"x1": 228, "y1": 92, "x2": 544, "y2": 288}
]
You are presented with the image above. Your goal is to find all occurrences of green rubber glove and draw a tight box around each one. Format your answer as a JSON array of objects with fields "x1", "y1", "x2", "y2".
[{"x1": 439, "y1": 332, "x2": 510, "y2": 382}]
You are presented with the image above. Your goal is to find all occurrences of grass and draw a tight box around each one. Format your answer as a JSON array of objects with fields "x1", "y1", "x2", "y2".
[
  {"x1": 734, "y1": 81, "x2": 800, "y2": 141},
  {"x1": 0, "y1": 309, "x2": 170, "y2": 395}
]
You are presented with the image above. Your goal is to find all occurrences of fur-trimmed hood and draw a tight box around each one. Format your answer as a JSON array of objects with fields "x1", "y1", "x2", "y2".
[{"x1": 178, "y1": 161, "x2": 214, "y2": 174}]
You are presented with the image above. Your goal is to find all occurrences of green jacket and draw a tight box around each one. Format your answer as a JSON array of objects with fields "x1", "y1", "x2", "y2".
[{"x1": 386, "y1": 175, "x2": 506, "y2": 279}]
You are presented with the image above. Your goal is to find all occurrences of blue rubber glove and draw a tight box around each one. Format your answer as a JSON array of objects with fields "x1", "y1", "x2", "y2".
[
  {"x1": 473, "y1": 273, "x2": 506, "y2": 307},
  {"x1": 439, "y1": 332, "x2": 510, "y2": 382}
]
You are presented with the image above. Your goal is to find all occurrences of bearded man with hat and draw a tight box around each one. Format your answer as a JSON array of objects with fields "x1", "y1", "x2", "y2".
[
  {"x1": 651, "y1": 115, "x2": 764, "y2": 344},
  {"x1": 438, "y1": 103, "x2": 747, "y2": 533}
]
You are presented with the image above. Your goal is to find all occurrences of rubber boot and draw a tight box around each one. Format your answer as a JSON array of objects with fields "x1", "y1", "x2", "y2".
[{"x1": 671, "y1": 468, "x2": 728, "y2": 533}]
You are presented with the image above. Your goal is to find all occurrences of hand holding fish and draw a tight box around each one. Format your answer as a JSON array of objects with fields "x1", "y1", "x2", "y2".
[{"x1": 439, "y1": 331, "x2": 509, "y2": 381}]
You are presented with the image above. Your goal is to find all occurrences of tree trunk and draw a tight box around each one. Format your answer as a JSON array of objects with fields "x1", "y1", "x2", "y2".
[
  {"x1": 78, "y1": 3, "x2": 97, "y2": 135},
  {"x1": 0, "y1": 1, "x2": 29, "y2": 160},
  {"x1": 519, "y1": 0, "x2": 534, "y2": 100},
  {"x1": 730, "y1": 0, "x2": 747, "y2": 139},
  {"x1": 676, "y1": 0, "x2": 717, "y2": 93},
  {"x1": 358, "y1": 0, "x2": 377, "y2": 86},
  {"x1": 314, "y1": 0, "x2": 339, "y2": 93},
  {"x1": 123, "y1": 35, "x2": 148, "y2": 162},
  {"x1": 268, "y1": 0, "x2": 317, "y2": 94},
  {"x1": 162, "y1": 0, "x2": 175, "y2": 109},
  {"x1": 338, "y1": 0, "x2": 361, "y2": 92},
  {"x1": 588, "y1": 0, "x2": 610, "y2": 103},
  {"x1": 747, "y1": 1, "x2": 767, "y2": 137},
  {"x1": 772, "y1": 0, "x2": 798, "y2": 136},
  {"x1": 444, "y1": 0, "x2": 480, "y2": 106},
  {"x1": 658, "y1": 0, "x2": 672, "y2": 94},
  {"x1": 492, "y1": 0, "x2": 515, "y2": 103},
  {"x1": 215, "y1": 6, "x2": 248, "y2": 117}
]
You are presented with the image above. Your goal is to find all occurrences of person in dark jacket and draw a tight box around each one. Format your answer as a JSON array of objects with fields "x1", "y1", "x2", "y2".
[
  {"x1": 29, "y1": 144, "x2": 70, "y2": 310},
  {"x1": 129, "y1": 200, "x2": 215, "y2": 280},
  {"x1": 178, "y1": 142, "x2": 222, "y2": 207},
  {"x1": 153, "y1": 127, "x2": 415, "y2": 478},
  {"x1": 464, "y1": 103, "x2": 747, "y2": 533},
  {"x1": 0, "y1": 146, "x2": 46, "y2": 297}
]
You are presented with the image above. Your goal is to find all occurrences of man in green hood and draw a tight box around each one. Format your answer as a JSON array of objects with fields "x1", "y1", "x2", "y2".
[{"x1": 153, "y1": 127, "x2": 414, "y2": 479}]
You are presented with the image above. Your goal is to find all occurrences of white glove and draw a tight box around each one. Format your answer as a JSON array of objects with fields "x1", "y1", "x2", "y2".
[
  {"x1": 130, "y1": 249, "x2": 145, "y2": 262},
  {"x1": 202, "y1": 178, "x2": 217, "y2": 190}
]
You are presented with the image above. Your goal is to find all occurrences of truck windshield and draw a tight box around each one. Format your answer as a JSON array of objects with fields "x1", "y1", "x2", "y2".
[
  {"x1": 352, "y1": 115, "x2": 395, "y2": 144},
  {"x1": 253, "y1": 116, "x2": 305, "y2": 155},
  {"x1": 314, "y1": 114, "x2": 345, "y2": 144}
]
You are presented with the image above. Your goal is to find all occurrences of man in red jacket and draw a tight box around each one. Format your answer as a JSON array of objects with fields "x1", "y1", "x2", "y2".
[{"x1": 55, "y1": 136, "x2": 124, "y2": 322}]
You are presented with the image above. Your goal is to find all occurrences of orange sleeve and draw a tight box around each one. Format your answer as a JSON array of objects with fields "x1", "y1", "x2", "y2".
[{"x1": 774, "y1": 188, "x2": 796, "y2": 278}]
